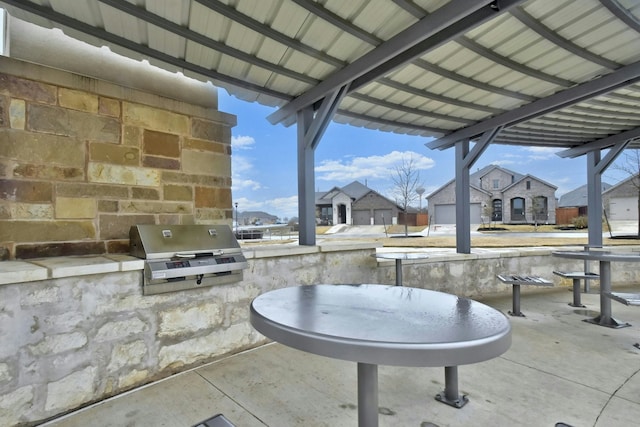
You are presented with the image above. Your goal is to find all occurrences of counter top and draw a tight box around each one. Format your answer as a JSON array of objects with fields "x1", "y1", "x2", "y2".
[{"x1": 0, "y1": 255, "x2": 144, "y2": 286}]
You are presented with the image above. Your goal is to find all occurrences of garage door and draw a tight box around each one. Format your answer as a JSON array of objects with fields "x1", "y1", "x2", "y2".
[
  {"x1": 373, "y1": 209, "x2": 392, "y2": 225},
  {"x1": 352, "y1": 209, "x2": 370, "y2": 225},
  {"x1": 609, "y1": 197, "x2": 638, "y2": 220},
  {"x1": 433, "y1": 204, "x2": 482, "y2": 224}
]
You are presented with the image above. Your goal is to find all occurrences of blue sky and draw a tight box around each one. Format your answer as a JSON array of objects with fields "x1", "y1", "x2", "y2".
[{"x1": 220, "y1": 91, "x2": 629, "y2": 221}]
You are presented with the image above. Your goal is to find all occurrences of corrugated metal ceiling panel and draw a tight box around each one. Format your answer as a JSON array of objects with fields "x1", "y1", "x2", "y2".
[{"x1": 1, "y1": 0, "x2": 639, "y2": 151}]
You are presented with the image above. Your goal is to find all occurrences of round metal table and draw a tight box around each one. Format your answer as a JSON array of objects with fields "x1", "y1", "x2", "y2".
[
  {"x1": 250, "y1": 284, "x2": 512, "y2": 427},
  {"x1": 371, "y1": 252, "x2": 430, "y2": 286},
  {"x1": 553, "y1": 250, "x2": 640, "y2": 328}
]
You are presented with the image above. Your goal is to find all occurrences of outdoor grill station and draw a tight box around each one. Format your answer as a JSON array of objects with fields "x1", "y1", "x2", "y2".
[{"x1": 130, "y1": 224, "x2": 248, "y2": 295}]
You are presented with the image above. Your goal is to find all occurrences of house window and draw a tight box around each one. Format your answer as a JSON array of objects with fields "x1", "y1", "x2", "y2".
[
  {"x1": 511, "y1": 197, "x2": 525, "y2": 221},
  {"x1": 526, "y1": 180, "x2": 531, "y2": 190},
  {"x1": 492, "y1": 179, "x2": 499, "y2": 189},
  {"x1": 320, "y1": 207, "x2": 332, "y2": 225}
]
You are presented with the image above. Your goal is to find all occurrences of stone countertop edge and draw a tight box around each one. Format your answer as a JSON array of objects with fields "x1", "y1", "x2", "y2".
[{"x1": 0, "y1": 255, "x2": 144, "y2": 286}]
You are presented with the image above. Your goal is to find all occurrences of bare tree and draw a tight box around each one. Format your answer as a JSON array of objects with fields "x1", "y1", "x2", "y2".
[
  {"x1": 527, "y1": 195, "x2": 546, "y2": 231},
  {"x1": 391, "y1": 155, "x2": 424, "y2": 236},
  {"x1": 610, "y1": 149, "x2": 640, "y2": 237},
  {"x1": 481, "y1": 203, "x2": 493, "y2": 229}
]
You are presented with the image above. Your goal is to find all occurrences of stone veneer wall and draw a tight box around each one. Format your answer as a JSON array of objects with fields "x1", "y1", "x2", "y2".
[
  {"x1": 2, "y1": 245, "x2": 640, "y2": 426},
  {"x1": 0, "y1": 244, "x2": 380, "y2": 426},
  {"x1": 0, "y1": 56, "x2": 236, "y2": 260}
]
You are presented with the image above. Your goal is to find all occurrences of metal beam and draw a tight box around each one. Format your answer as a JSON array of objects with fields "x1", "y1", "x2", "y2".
[
  {"x1": 510, "y1": 7, "x2": 619, "y2": 69},
  {"x1": 586, "y1": 141, "x2": 629, "y2": 246},
  {"x1": 413, "y1": 59, "x2": 537, "y2": 102},
  {"x1": 455, "y1": 37, "x2": 573, "y2": 87},
  {"x1": 334, "y1": 109, "x2": 446, "y2": 136},
  {"x1": 378, "y1": 77, "x2": 503, "y2": 115},
  {"x1": 455, "y1": 140, "x2": 472, "y2": 254},
  {"x1": 349, "y1": 0, "x2": 525, "y2": 93},
  {"x1": 267, "y1": 0, "x2": 516, "y2": 125},
  {"x1": 299, "y1": 0, "x2": 535, "y2": 105},
  {"x1": 297, "y1": 107, "x2": 316, "y2": 246},
  {"x1": 296, "y1": 86, "x2": 348, "y2": 245},
  {"x1": 97, "y1": 0, "x2": 318, "y2": 85},
  {"x1": 586, "y1": 151, "x2": 603, "y2": 247},
  {"x1": 601, "y1": 0, "x2": 640, "y2": 33},
  {"x1": 306, "y1": 85, "x2": 349, "y2": 150},
  {"x1": 455, "y1": 127, "x2": 501, "y2": 253},
  {"x1": 428, "y1": 60, "x2": 640, "y2": 150},
  {"x1": 348, "y1": 93, "x2": 476, "y2": 126},
  {"x1": 392, "y1": 0, "x2": 426, "y2": 18},
  {"x1": 194, "y1": 0, "x2": 345, "y2": 68},
  {"x1": 557, "y1": 126, "x2": 640, "y2": 158},
  {"x1": 291, "y1": 0, "x2": 380, "y2": 45}
]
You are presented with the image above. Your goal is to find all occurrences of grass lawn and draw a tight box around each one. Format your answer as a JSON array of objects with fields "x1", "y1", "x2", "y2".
[
  {"x1": 324, "y1": 224, "x2": 640, "y2": 248},
  {"x1": 239, "y1": 224, "x2": 640, "y2": 248}
]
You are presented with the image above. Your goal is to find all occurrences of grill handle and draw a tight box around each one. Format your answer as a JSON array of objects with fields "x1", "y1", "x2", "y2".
[{"x1": 175, "y1": 250, "x2": 224, "y2": 258}]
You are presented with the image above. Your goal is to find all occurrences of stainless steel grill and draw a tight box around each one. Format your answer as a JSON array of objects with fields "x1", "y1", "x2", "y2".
[{"x1": 130, "y1": 224, "x2": 247, "y2": 295}]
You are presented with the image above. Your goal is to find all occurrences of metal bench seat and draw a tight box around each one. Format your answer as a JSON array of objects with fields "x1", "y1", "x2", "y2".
[
  {"x1": 605, "y1": 292, "x2": 640, "y2": 349},
  {"x1": 193, "y1": 414, "x2": 236, "y2": 427},
  {"x1": 552, "y1": 271, "x2": 600, "y2": 308},
  {"x1": 497, "y1": 274, "x2": 553, "y2": 317},
  {"x1": 605, "y1": 292, "x2": 640, "y2": 306}
]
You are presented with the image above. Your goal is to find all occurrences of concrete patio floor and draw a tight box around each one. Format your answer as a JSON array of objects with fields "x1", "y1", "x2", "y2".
[{"x1": 41, "y1": 286, "x2": 640, "y2": 427}]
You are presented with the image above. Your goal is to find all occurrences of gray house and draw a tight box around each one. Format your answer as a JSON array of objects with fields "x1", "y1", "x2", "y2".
[
  {"x1": 603, "y1": 174, "x2": 640, "y2": 221},
  {"x1": 427, "y1": 165, "x2": 557, "y2": 225},
  {"x1": 557, "y1": 183, "x2": 612, "y2": 224},
  {"x1": 316, "y1": 181, "x2": 402, "y2": 226}
]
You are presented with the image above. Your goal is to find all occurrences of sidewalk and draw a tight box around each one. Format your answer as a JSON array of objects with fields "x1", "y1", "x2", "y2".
[{"x1": 42, "y1": 287, "x2": 640, "y2": 427}]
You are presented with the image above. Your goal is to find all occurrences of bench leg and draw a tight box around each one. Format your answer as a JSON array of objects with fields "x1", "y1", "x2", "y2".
[
  {"x1": 435, "y1": 366, "x2": 468, "y2": 408},
  {"x1": 509, "y1": 284, "x2": 525, "y2": 317},
  {"x1": 569, "y1": 278, "x2": 585, "y2": 308}
]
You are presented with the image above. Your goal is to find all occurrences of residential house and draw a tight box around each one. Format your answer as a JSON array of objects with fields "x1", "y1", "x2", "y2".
[
  {"x1": 315, "y1": 181, "x2": 402, "y2": 226},
  {"x1": 556, "y1": 183, "x2": 612, "y2": 224},
  {"x1": 603, "y1": 174, "x2": 640, "y2": 221},
  {"x1": 426, "y1": 165, "x2": 557, "y2": 225}
]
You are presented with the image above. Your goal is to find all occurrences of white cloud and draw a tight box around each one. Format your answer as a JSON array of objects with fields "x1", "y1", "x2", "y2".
[
  {"x1": 491, "y1": 159, "x2": 517, "y2": 166},
  {"x1": 523, "y1": 146, "x2": 560, "y2": 161},
  {"x1": 265, "y1": 196, "x2": 299, "y2": 219},
  {"x1": 233, "y1": 178, "x2": 263, "y2": 191},
  {"x1": 232, "y1": 135, "x2": 255, "y2": 150},
  {"x1": 316, "y1": 150, "x2": 435, "y2": 182},
  {"x1": 232, "y1": 155, "x2": 253, "y2": 173}
]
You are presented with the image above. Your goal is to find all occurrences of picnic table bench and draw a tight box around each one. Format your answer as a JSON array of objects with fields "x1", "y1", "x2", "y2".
[
  {"x1": 497, "y1": 274, "x2": 553, "y2": 317},
  {"x1": 552, "y1": 271, "x2": 600, "y2": 308},
  {"x1": 605, "y1": 292, "x2": 640, "y2": 349}
]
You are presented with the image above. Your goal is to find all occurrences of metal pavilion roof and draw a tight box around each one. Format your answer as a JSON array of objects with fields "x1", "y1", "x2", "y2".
[
  {"x1": 1, "y1": 0, "x2": 639, "y2": 156},
  {"x1": 2, "y1": 0, "x2": 640, "y2": 251}
]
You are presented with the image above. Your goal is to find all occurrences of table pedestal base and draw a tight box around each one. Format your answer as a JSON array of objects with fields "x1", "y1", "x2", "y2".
[
  {"x1": 435, "y1": 366, "x2": 469, "y2": 408},
  {"x1": 358, "y1": 363, "x2": 378, "y2": 427},
  {"x1": 583, "y1": 315, "x2": 630, "y2": 329}
]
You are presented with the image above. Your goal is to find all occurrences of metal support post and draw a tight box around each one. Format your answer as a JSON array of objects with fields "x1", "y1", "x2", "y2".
[
  {"x1": 395, "y1": 259, "x2": 402, "y2": 286},
  {"x1": 435, "y1": 366, "x2": 468, "y2": 408},
  {"x1": 509, "y1": 284, "x2": 524, "y2": 317},
  {"x1": 358, "y1": 363, "x2": 378, "y2": 427}
]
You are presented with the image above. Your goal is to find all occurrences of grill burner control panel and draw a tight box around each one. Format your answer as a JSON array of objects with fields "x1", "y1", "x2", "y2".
[{"x1": 147, "y1": 254, "x2": 247, "y2": 280}]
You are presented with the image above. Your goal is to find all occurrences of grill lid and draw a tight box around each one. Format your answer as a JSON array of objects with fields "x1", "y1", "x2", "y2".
[{"x1": 130, "y1": 224, "x2": 241, "y2": 260}]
